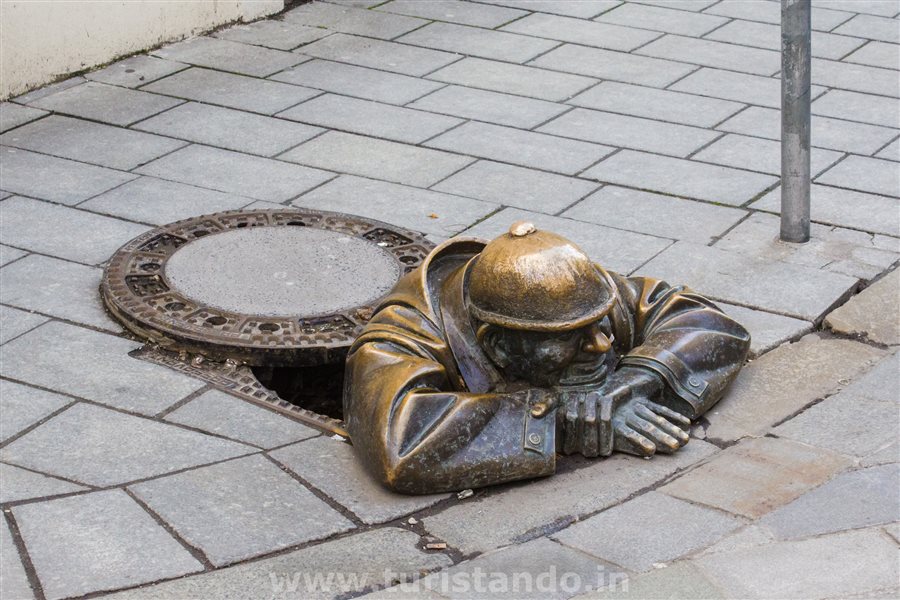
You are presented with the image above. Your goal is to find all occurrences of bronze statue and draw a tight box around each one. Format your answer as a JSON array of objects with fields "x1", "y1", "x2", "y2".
[{"x1": 343, "y1": 222, "x2": 750, "y2": 494}]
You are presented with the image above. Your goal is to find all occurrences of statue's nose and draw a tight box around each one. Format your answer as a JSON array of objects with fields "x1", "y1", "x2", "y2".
[{"x1": 583, "y1": 323, "x2": 613, "y2": 354}]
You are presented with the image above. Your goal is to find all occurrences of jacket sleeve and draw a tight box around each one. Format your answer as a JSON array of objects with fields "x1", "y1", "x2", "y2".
[
  {"x1": 343, "y1": 304, "x2": 556, "y2": 495},
  {"x1": 611, "y1": 274, "x2": 751, "y2": 419}
]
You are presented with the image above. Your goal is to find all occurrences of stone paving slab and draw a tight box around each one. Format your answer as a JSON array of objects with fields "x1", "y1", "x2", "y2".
[
  {"x1": 0, "y1": 403, "x2": 252, "y2": 486},
  {"x1": 152, "y1": 37, "x2": 305, "y2": 77},
  {"x1": 281, "y1": 131, "x2": 474, "y2": 188},
  {"x1": 568, "y1": 81, "x2": 744, "y2": 128},
  {"x1": 561, "y1": 185, "x2": 746, "y2": 244},
  {"x1": 847, "y1": 41, "x2": 900, "y2": 70},
  {"x1": 1, "y1": 114, "x2": 186, "y2": 171},
  {"x1": 12, "y1": 76, "x2": 86, "y2": 104},
  {"x1": 671, "y1": 67, "x2": 825, "y2": 109},
  {"x1": 637, "y1": 241, "x2": 859, "y2": 320},
  {"x1": 464, "y1": 207, "x2": 672, "y2": 275},
  {"x1": 705, "y1": 19, "x2": 866, "y2": 60},
  {"x1": 702, "y1": 335, "x2": 885, "y2": 443},
  {"x1": 84, "y1": 55, "x2": 189, "y2": 88},
  {"x1": 759, "y1": 464, "x2": 900, "y2": 540},
  {"x1": 426, "y1": 57, "x2": 596, "y2": 102},
  {"x1": 79, "y1": 176, "x2": 253, "y2": 225},
  {"x1": 704, "y1": 0, "x2": 854, "y2": 30},
  {"x1": 399, "y1": 22, "x2": 560, "y2": 63},
  {"x1": 812, "y1": 89, "x2": 900, "y2": 129},
  {"x1": 423, "y1": 537, "x2": 616, "y2": 599},
  {"x1": 0, "y1": 197, "x2": 150, "y2": 265},
  {"x1": 13, "y1": 489, "x2": 203, "y2": 599},
  {"x1": 834, "y1": 12, "x2": 900, "y2": 43},
  {"x1": 876, "y1": 137, "x2": 900, "y2": 162},
  {"x1": 717, "y1": 105, "x2": 898, "y2": 155},
  {"x1": 0, "y1": 380, "x2": 71, "y2": 443},
  {"x1": 584, "y1": 150, "x2": 777, "y2": 206},
  {"x1": 751, "y1": 183, "x2": 900, "y2": 237},
  {"x1": 426, "y1": 121, "x2": 614, "y2": 175},
  {"x1": 295, "y1": 175, "x2": 497, "y2": 237},
  {"x1": 433, "y1": 160, "x2": 597, "y2": 215},
  {"x1": 0, "y1": 244, "x2": 27, "y2": 268},
  {"x1": 715, "y1": 212, "x2": 899, "y2": 281},
  {"x1": 817, "y1": 155, "x2": 900, "y2": 198},
  {"x1": 272, "y1": 59, "x2": 444, "y2": 105},
  {"x1": 142, "y1": 67, "x2": 321, "y2": 115},
  {"x1": 637, "y1": 35, "x2": 780, "y2": 76},
  {"x1": 422, "y1": 441, "x2": 717, "y2": 555},
  {"x1": 278, "y1": 93, "x2": 462, "y2": 144},
  {"x1": 695, "y1": 133, "x2": 844, "y2": 177},
  {"x1": 213, "y1": 20, "x2": 331, "y2": 51},
  {"x1": 0, "y1": 463, "x2": 88, "y2": 504},
  {"x1": 135, "y1": 144, "x2": 334, "y2": 202},
  {"x1": 0, "y1": 146, "x2": 136, "y2": 205},
  {"x1": 586, "y1": 562, "x2": 726, "y2": 600},
  {"x1": 26, "y1": 82, "x2": 183, "y2": 127},
  {"x1": 531, "y1": 44, "x2": 696, "y2": 88},
  {"x1": 812, "y1": 56, "x2": 900, "y2": 97},
  {"x1": 825, "y1": 269, "x2": 900, "y2": 344},
  {"x1": 539, "y1": 108, "x2": 719, "y2": 158},
  {"x1": 165, "y1": 389, "x2": 319, "y2": 449},
  {"x1": 133, "y1": 101, "x2": 324, "y2": 157},
  {"x1": 0, "y1": 254, "x2": 118, "y2": 331},
  {"x1": 378, "y1": 0, "x2": 528, "y2": 28},
  {"x1": 103, "y1": 527, "x2": 452, "y2": 600},
  {"x1": 717, "y1": 303, "x2": 813, "y2": 358},
  {"x1": 283, "y1": 1, "x2": 427, "y2": 40},
  {"x1": 476, "y1": 0, "x2": 622, "y2": 19},
  {"x1": 0, "y1": 321, "x2": 204, "y2": 415},
  {"x1": 299, "y1": 33, "x2": 461, "y2": 77},
  {"x1": 501, "y1": 12, "x2": 661, "y2": 51},
  {"x1": 408, "y1": 85, "x2": 569, "y2": 130},
  {"x1": 660, "y1": 437, "x2": 852, "y2": 519},
  {"x1": 272, "y1": 436, "x2": 448, "y2": 525},
  {"x1": 812, "y1": 0, "x2": 900, "y2": 17},
  {"x1": 595, "y1": 2, "x2": 728, "y2": 36},
  {"x1": 0, "y1": 305, "x2": 50, "y2": 346},
  {"x1": 0, "y1": 518, "x2": 33, "y2": 600},
  {"x1": 693, "y1": 528, "x2": 899, "y2": 600},
  {"x1": 0, "y1": 102, "x2": 47, "y2": 133},
  {"x1": 554, "y1": 492, "x2": 741, "y2": 572},
  {"x1": 129, "y1": 455, "x2": 354, "y2": 566}
]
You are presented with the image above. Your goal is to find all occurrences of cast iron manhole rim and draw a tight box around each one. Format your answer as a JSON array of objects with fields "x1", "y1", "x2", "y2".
[{"x1": 102, "y1": 208, "x2": 433, "y2": 367}]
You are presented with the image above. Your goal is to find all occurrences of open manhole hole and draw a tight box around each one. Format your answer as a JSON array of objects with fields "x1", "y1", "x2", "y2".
[{"x1": 103, "y1": 209, "x2": 433, "y2": 434}]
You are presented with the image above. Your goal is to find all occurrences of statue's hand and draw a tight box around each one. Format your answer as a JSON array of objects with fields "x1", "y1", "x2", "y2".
[{"x1": 611, "y1": 385, "x2": 691, "y2": 457}]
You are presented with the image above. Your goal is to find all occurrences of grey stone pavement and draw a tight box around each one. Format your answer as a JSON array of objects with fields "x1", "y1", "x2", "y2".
[{"x1": 1, "y1": 0, "x2": 899, "y2": 598}]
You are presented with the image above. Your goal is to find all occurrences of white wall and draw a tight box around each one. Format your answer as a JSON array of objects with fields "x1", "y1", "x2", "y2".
[{"x1": 0, "y1": 0, "x2": 284, "y2": 100}]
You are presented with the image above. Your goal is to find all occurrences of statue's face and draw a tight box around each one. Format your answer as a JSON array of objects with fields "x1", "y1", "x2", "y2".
[{"x1": 481, "y1": 320, "x2": 613, "y2": 387}]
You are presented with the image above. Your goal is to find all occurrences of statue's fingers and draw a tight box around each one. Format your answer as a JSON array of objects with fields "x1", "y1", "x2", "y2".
[
  {"x1": 626, "y1": 415, "x2": 680, "y2": 454},
  {"x1": 614, "y1": 422, "x2": 656, "y2": 456},
  {"x1": 581, "y1": 395, "x2": 599, "y2": 457},
  {"x1": 634, "y1": 405, "x2": 690, "y2": 445},
  {"x1": 645, "y1": 402, "x2": 691, "y2": 428},
  {"x1": 563, "y1": 399, "x2": 582, "y2": 455}
]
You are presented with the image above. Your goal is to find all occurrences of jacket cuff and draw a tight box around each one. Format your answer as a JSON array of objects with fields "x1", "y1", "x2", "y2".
[{"x1": 619, "y1": 346, "x2": 709, "y2": 419}]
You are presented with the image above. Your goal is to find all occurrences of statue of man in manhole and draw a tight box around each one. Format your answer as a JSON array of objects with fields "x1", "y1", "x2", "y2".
[{"x1": 344, "y1": 222, "x2": 750, "y2": 494}]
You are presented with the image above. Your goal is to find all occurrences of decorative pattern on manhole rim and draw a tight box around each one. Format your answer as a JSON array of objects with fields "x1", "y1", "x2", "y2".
[{"x1": 102, "y1": 209, "x2": 433, "y2": 367}]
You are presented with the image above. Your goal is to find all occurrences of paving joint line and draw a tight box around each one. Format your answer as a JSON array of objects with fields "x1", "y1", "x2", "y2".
[{"x1": 3, "y1": 511, "x2": 48, "y2": 600}]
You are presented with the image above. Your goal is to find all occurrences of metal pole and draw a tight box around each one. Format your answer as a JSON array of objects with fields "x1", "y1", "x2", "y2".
[{"x1": 780, "y1": 0, "x2": 811, "y2": 243}]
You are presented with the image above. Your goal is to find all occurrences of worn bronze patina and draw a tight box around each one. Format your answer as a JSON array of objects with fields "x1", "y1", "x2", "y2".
[{"x1": 344, "y1": 222, "x2": 750, "y2": 494}]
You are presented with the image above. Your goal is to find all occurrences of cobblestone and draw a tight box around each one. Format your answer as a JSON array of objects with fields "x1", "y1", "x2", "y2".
[
  {"x1": 272, "y1": 436, "x2": 448, "y2": 524},
  {"x1": 13, "y1": 490, "x2": 203, "y2": 599}
]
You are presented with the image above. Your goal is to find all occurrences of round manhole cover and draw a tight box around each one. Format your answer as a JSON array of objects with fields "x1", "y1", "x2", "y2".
[{"x1": 102, "y1": 209, "x2": 433, "y2": 366}]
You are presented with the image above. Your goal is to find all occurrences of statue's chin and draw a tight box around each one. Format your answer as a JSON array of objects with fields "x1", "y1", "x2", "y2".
[{"x1": 557, "y1": 353, "x2": 613, "y2": 388}]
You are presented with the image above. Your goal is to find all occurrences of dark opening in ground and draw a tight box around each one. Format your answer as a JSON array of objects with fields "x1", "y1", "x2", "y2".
[{"x1": 251, "y1": 363, "x2": 345, "y2": 421}]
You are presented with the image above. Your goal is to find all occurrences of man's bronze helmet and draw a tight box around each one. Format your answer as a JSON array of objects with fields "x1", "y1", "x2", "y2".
[{"x1": 467, "y1": 222, "x2": 616, "y2": 332}]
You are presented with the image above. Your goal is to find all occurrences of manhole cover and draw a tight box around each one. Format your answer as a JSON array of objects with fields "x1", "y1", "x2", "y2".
[{"x1": 102, "y1": 209, "x2": 433, "y2": 367}]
